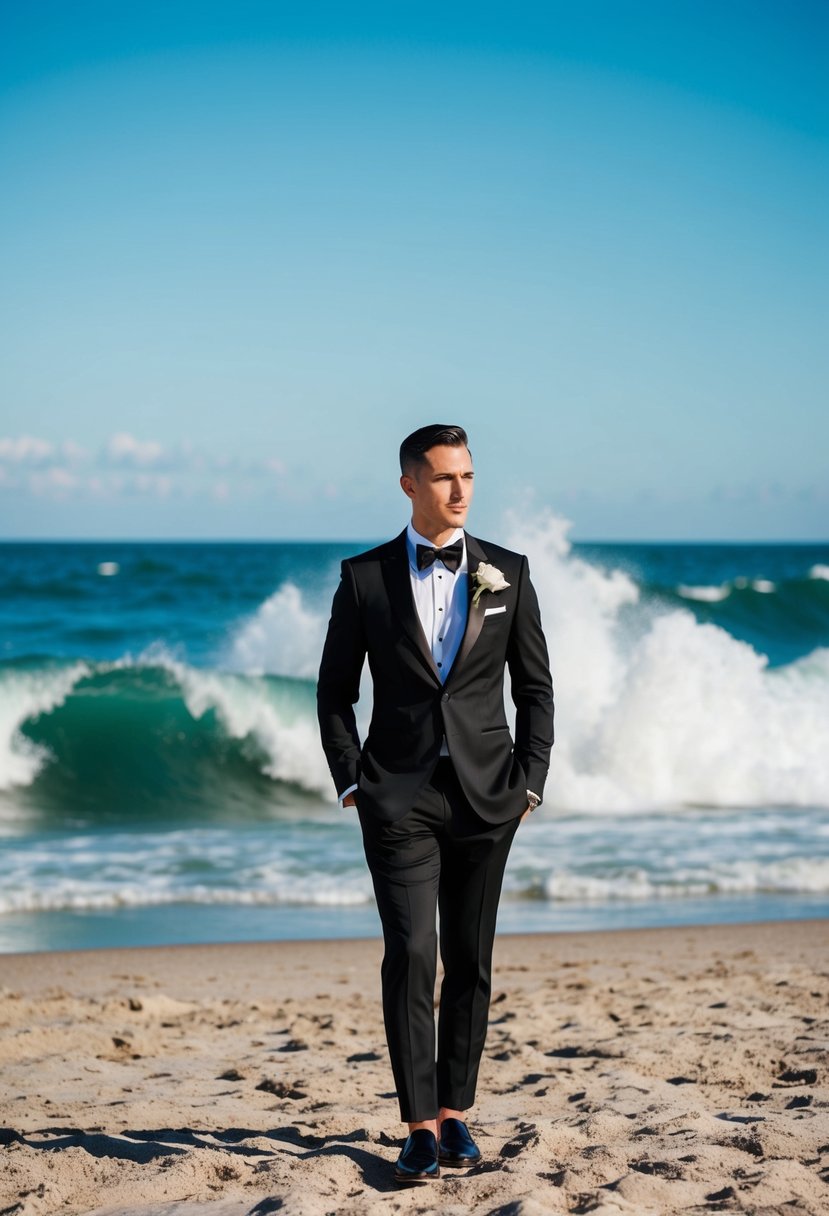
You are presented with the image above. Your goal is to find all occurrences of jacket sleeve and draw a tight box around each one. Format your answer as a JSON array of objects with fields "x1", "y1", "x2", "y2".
[
  {"x1": 316, "y1": 560, "x2": 367, "y2": 798},
  {"x1": 506, "y1": 555, "x2": 555, "y2": 802}
]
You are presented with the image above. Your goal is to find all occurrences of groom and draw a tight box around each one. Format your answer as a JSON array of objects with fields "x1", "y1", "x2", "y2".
[{"x1": 316, "y1": 424, "x2": 554, "y2": 1183}]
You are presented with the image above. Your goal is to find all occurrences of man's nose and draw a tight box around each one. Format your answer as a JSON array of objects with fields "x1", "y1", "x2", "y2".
[{"x1": 449, "y1": 478, "x2": 464, "y2": 499}]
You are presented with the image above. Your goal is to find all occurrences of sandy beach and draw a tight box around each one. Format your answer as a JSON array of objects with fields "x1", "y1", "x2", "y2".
[{"x1": 1, "y1": 919, "x2": 827, "y2": 1215}]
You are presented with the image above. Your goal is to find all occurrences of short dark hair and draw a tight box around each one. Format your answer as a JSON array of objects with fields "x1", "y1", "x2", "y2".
[{"x1": 399, "y1": 424, "x2": 470, "y2": 475}]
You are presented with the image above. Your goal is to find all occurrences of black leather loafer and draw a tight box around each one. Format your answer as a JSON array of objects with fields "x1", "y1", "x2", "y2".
[
  {"x1": 438, "y1": 1117, "x2": 482, "y2": 1165},
  {"x1": 393, "y1": 1128, "x2": 440, "y2": 1183}
]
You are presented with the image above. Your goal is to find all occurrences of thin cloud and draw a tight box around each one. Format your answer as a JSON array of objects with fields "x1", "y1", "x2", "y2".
[
  {"x1": 28, "y1": 467, "x2": 80, "y2": 497},
  {"x1": 0, "y1": 432, "x2": 290, "y2": 503},
  {"x1": 0, "y1": 435, "x2": 55, "y2": 464},
  {"x1": 104, "y1": 432, "x2": 166, "y2": 467}
]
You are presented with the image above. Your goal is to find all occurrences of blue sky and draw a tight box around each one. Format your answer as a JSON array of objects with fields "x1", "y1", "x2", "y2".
[{"x1": 1, "y1": 1, "x2": 826, "y2": 540}]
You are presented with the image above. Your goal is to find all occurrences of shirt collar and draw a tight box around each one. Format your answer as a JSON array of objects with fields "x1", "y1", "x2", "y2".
[{"x1": 406, "y1": 522, "x2": 466, "y2": 572}]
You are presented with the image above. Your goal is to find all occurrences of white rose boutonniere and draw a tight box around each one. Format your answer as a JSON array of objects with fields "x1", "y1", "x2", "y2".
[{"x1": 471, "y1": 561, "x2": 510, "y2": 607}]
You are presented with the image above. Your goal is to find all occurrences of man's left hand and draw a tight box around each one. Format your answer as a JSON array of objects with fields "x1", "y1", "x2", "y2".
[{"x1": 520, "y1": 804, "x2": 533, "y2": 823}]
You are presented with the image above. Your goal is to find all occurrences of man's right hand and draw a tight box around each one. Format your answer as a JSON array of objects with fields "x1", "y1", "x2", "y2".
[{"x1": 343, "y1": 793, "x2": 357, "y2": 808}]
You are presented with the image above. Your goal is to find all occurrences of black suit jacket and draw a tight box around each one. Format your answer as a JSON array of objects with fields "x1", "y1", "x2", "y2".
[{"x1": 316, "y1": 529, "x2": 554, "y2": 824}]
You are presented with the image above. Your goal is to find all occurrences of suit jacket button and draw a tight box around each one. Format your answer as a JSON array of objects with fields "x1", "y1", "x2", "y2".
[{"x1": 441, "y1": 692, "x2": 450, "y2": 702}]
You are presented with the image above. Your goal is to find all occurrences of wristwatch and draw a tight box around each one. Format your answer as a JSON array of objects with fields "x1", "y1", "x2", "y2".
[{"x1": 526, "y1": 790, "x2": 541, "y2": 812}]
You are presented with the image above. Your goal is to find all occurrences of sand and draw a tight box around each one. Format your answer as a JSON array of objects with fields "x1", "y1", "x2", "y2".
[{"x1": 0, "y1": 919, "x2": 827, "y2": 1216}]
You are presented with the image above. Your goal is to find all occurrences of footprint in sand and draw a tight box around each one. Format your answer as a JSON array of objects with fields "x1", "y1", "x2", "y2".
[
  {"x1": 630, "y1": 1158, "x2": 685, "y2": 1179},
  {"x1": 775, "y1": 1067, "x2": 817, "y2": 1086},
  {"x1": 499, "y1": 1122, "x2": 539, "y2": 1158},
  {"x1": 546, "y1": 1045, "x2": 620, "y2": 1059},
  {"x1": 255, "y1": 1078, "x2": 307, "y2": 1099}
]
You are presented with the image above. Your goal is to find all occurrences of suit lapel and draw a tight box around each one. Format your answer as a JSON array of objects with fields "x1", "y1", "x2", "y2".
[
  {"x1": 381, "y1": 530, "x2": 442, "y2": 684},
  {"x1": 448, "y1": 532, "x2": 489, "y2": 678}
]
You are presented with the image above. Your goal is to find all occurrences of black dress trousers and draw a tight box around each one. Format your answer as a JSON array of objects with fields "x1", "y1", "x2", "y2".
[{"x1": 356, "y1": 756, "x2": 521, "y2": 1122}]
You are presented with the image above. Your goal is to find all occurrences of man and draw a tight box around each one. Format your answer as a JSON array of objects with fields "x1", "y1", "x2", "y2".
[{"x1": 316, "y1": 424, "x2": 554, "y2": 1184}]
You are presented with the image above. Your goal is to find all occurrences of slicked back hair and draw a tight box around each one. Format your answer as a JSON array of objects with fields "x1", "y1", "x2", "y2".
[{"x1": 399, "y1": 424, "x2": 470, "y2": 475}]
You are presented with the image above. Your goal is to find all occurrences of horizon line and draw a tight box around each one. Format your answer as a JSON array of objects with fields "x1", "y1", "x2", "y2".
[{"x1": 1, "y1": 536, "x2": 827, "y2": 546}]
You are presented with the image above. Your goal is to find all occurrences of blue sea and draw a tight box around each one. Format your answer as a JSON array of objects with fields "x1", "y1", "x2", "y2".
[{"x1": 1, "y1": 514, "x2": 828, "y2": 954}]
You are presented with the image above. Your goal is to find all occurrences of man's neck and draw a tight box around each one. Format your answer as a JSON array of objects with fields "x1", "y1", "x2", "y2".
[{"x1": 408, "y1": 520, "x2": 465, "y2": 548}]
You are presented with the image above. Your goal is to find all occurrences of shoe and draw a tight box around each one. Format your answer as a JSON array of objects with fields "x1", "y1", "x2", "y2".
[
  {"x1": 438, "y1": 1117, "x2": 482, "y2": 1165},
  {"x1": 393, "y1": 1128, "x2": 440, "y2": 1183}
]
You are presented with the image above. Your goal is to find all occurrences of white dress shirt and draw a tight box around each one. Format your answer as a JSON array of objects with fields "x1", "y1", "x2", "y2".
[{"x1": 405, "y1": 521, "x2": 468, "y2": 698}]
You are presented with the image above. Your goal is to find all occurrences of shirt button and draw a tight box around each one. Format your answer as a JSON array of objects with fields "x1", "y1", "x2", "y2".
[
  {"x1": 438, "y1": 636, "x2": 443, "y2": 641},
  {"x1": 438, "y1": 607, "x2": 443, "y2": 611},
  {"x1": 437, "y1": 661, "x2": 442, "y2": 667}
]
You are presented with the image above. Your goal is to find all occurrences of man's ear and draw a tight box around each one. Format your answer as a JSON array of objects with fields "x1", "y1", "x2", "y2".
[{"x1": 400, "y1": 473, "x2": 416, "y2": 501}]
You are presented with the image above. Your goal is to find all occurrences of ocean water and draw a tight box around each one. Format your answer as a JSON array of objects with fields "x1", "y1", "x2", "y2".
[{"x1": 1, "y1": 514, "x2": 828, "y2": 954}]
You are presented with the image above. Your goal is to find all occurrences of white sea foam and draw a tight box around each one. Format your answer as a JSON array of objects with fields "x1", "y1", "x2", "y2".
[
  {"x1": 0, "y1": 660, "x2": 92, "y2": 791},
  {"x1": 223, "y1": 581, "x2": 328, "y2": 680},
  {"x1": 0, "y1": 880, "x2": 373, "y2": 914},
  {"x1": 0, "y1": 825, "x2": 373, "y2": 913},
  {"x1": 677, "y1": 583, "x2": 731, "y2": 602},
  {"x1": 221, "y1": 573, "x2": 374, "y2": 740},
  {"x1": 543, "y1": 856, "x2": 829, "y2": 901},
  {"x1": 678, "y1": 577, "x2": 776, "y2": 601},
  {"x1": 809, "y1": 564, "x2": 829, "y2": 580},
  {"x1": 2, "y1": 825, "x2": 826, "y2": 914},
  {"x1": 504, "y1": 509, "x2": 829, "y2": 812}
]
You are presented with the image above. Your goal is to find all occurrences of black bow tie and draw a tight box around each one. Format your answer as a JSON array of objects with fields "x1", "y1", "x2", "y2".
[{"x1": 416, "y1": 540, "x2": 463, "y2": 573}]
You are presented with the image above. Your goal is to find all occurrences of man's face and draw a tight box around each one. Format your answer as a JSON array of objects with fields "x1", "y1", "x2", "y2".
[{"x1": 401, "y1": 444, "x2": 475, "y2": 540}]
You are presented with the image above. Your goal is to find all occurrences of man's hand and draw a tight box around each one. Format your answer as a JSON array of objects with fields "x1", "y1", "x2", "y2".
[
  {"x1": 520, "y1": 790, "x2": 541, "y2": 823},
  {"x1": 343, "y1": 792, "x2": 357, "y2": 808}
]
